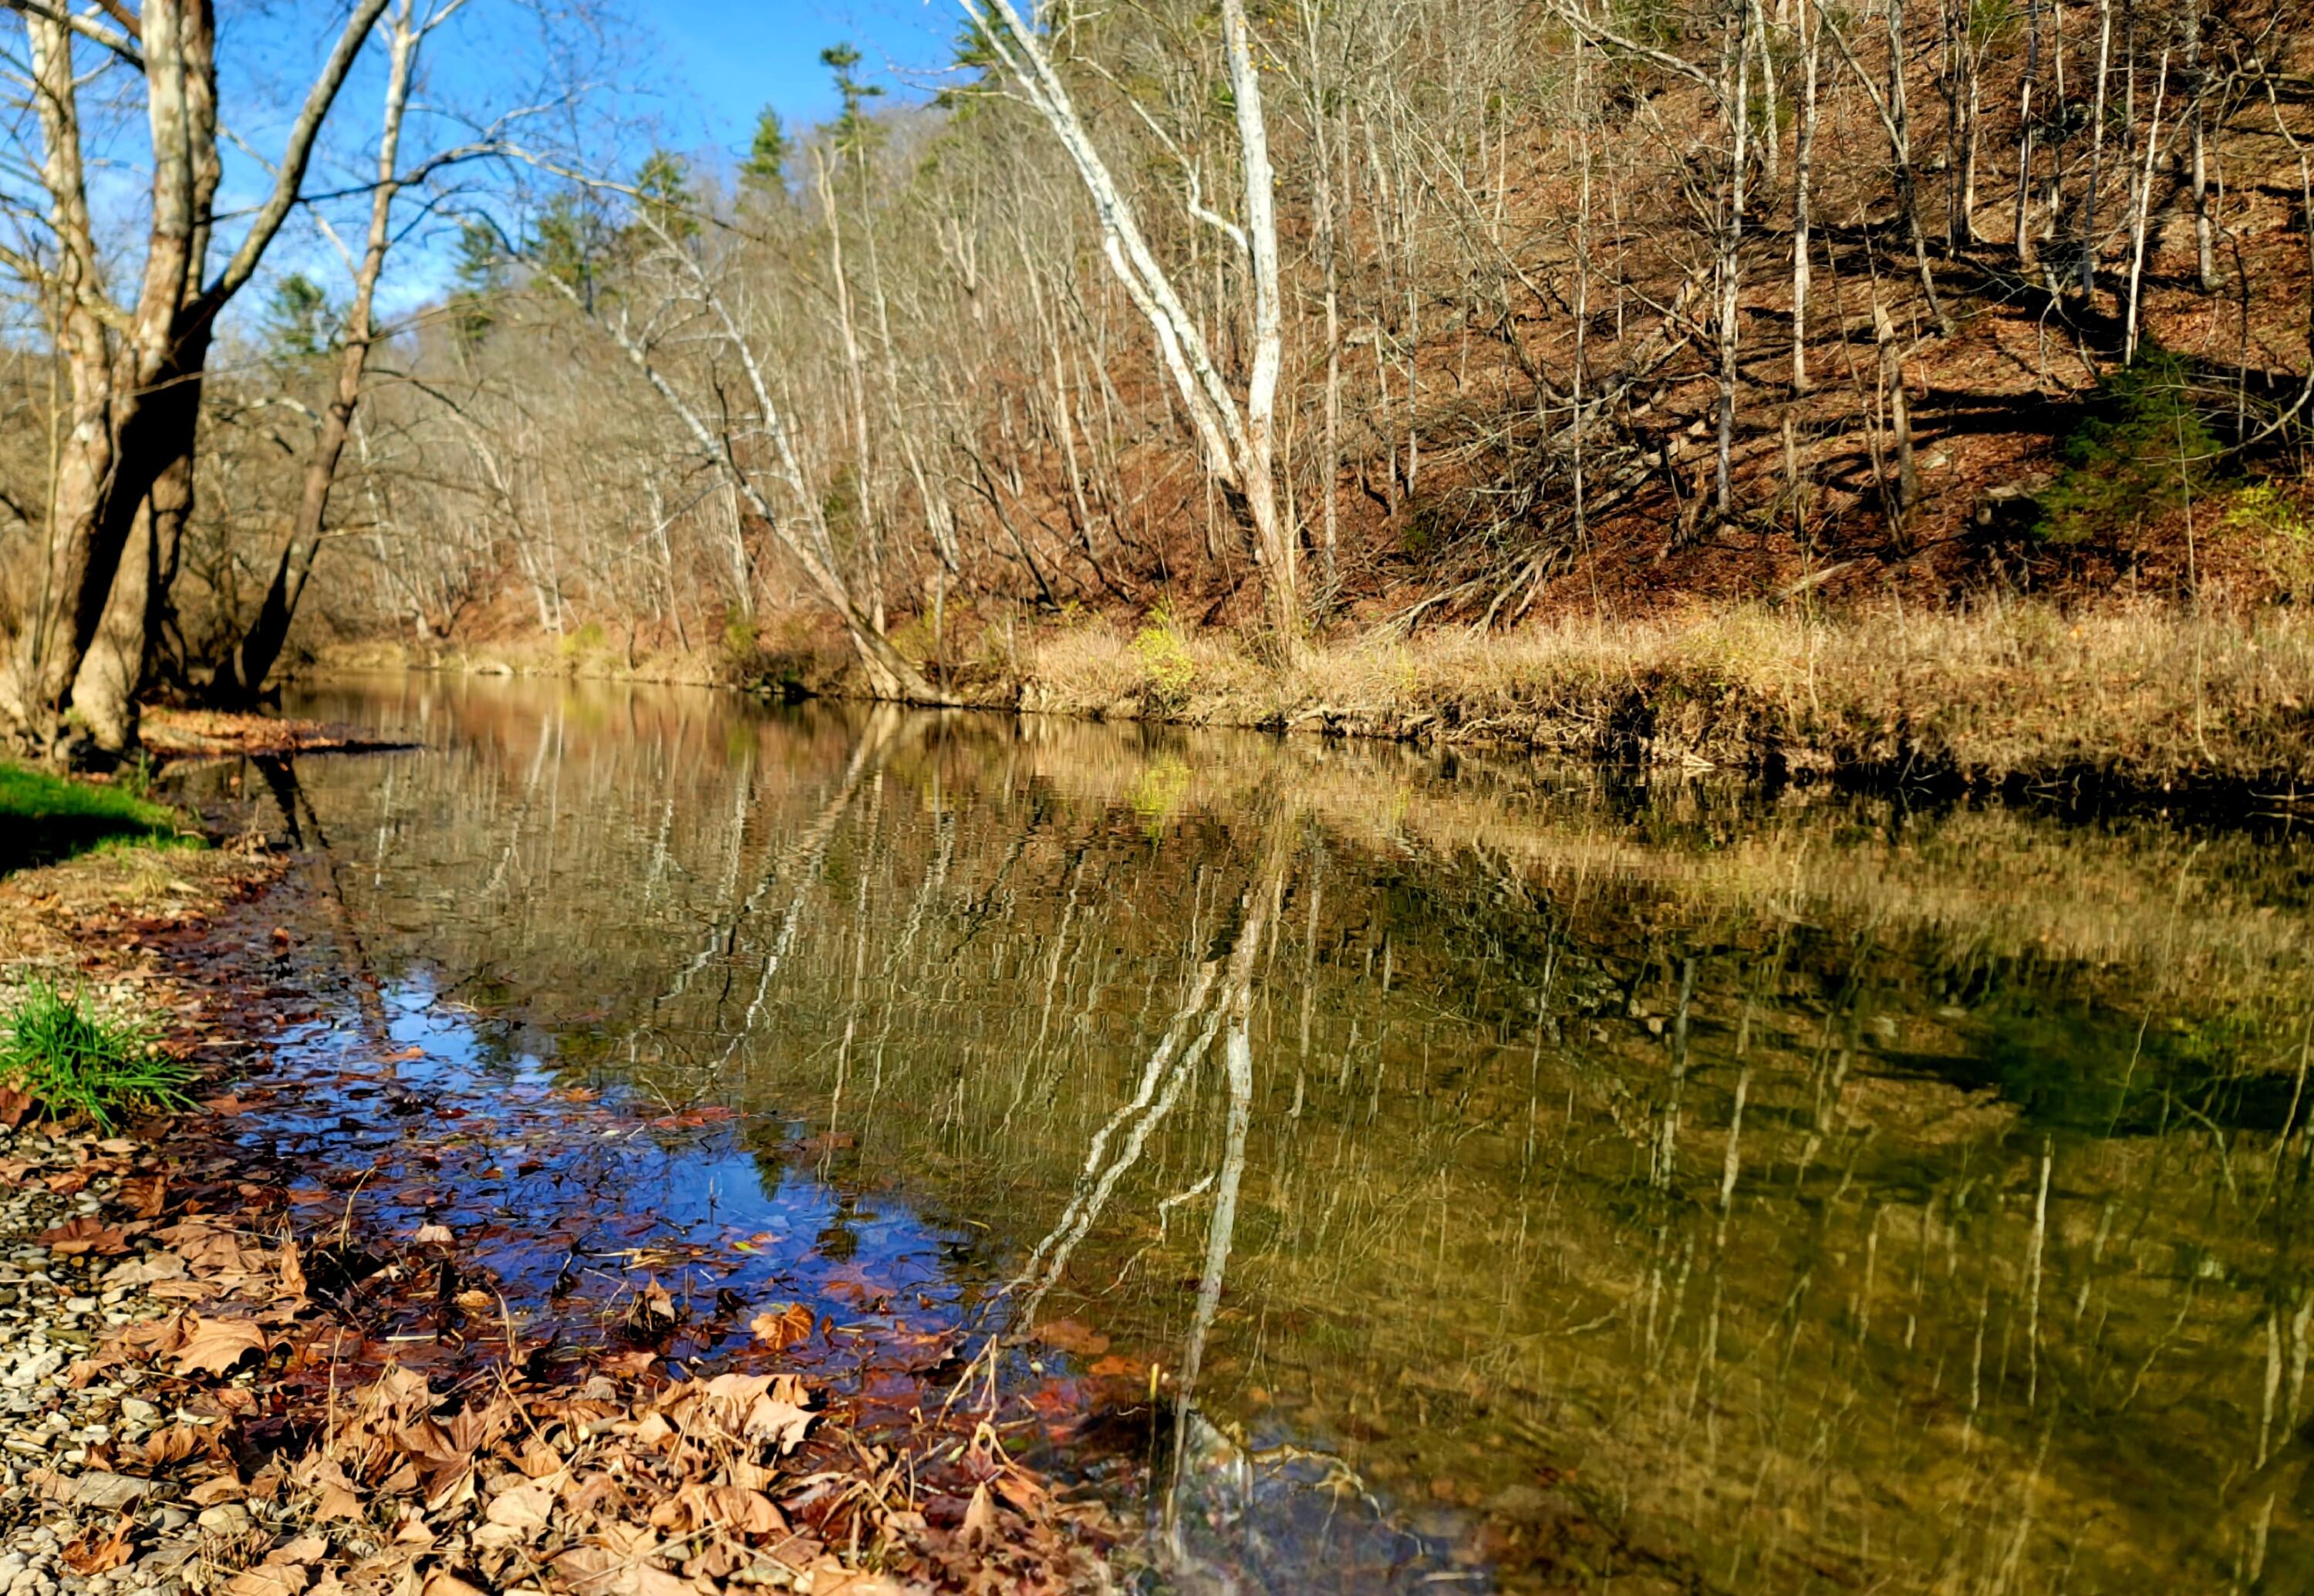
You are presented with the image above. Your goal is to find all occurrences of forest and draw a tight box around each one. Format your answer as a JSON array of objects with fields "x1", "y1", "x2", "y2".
[{"x1": 2, "y1": 0, "x2": 2311, "y2": 780}]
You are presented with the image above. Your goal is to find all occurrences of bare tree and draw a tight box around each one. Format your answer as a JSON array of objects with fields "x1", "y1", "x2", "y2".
[
  {"x1": 960, "y1": 0, "x2": 1302, "y2": 646},
  {"x1": 0, "y1": 0, "x2": 390, "y2": 752}
]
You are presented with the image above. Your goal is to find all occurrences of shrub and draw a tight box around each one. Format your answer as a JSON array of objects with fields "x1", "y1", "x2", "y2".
[
  {"x1": 2036, "y1": 349, "x2": 2222, "y2": 545},
  {"x1": 0, "y1": 979, "x2": 194, "y2": 1131},
  {"x1": 1131, "y1": 605, "x2": 1198, "y2": 711},
  {"x1": 558, "y1": 620, "x2": 609, "y2": 657},
  {"x1": 2225, "y1": 482, "x2": 2314, "y2": 602},
  {"x1": 721, "y1": 612, "x2": 761, "y2": 667}
]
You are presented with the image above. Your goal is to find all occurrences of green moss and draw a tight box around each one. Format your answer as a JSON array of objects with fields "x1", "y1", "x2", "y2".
[{"x1": 0, "y1": 763, "x2": 198, "y2": 873}]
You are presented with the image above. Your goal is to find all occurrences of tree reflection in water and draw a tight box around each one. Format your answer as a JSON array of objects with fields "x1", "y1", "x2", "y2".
[{"x1": 214, "y1": 674, "x2": 2314, "y2": 1594}]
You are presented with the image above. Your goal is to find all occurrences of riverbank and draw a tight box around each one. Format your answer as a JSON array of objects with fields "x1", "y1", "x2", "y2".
[
  {"x1": 0, "y1": 815, "x2": 1111, "y2": 1596},
  {"x1": 1020, "y1": 602, "x2": 2314, "y2": 795},
  {"x1": 312, "y1": 599, "x2": 2314, "y2": 799}
]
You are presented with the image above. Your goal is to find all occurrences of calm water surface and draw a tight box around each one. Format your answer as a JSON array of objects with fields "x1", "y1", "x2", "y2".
[{"x1": 214, "y1": 675, "x2": 2314, "y2": 1592}]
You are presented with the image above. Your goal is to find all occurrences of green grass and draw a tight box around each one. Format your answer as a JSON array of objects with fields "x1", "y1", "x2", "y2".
[
  {"x1": 0, "y1": 979, "x2": 195, "y2": 1131},
  {"x1": 0, "y1": 762, "x2": 197, "y2": 872}
]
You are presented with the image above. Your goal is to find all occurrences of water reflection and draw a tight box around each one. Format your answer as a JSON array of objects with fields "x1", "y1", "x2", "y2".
[{"x1": 197, "y1": 673, "x2": 2314, "y2": 1592}]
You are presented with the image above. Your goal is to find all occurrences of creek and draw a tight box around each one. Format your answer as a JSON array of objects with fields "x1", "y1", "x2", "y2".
[{"x1": 190, "y1": 673, "x2": 2314, "y2": 1593}]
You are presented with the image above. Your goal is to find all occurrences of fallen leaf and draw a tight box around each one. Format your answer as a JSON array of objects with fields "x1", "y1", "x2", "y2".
[
  {"x1": 61, "y1": 1518, "x2": 133, "y2": 1575},
  {"x1": 628, "y1": 1566, "x2": 691, "y2": 1596},
  {"x1": 37, "y1": 1216, "x2": 127, "y2": 1257},
  {"x1": 0, "y1": 1085, "x2": 30, "y2": 1129},
  {"x1": 485, "y1": 1480, "x2": 556, "y2": 1534},
  {"x1": 279, "y1": 1239, "x2": 307, "y2": 1297},
  {"x1": 744, "y1": 1393, "x2": 813, "y2": 1453},
  {"x1": 228, "y1": 1567, "x2": 305, "y2": 1596},
  {"x1": 960, "y1": 1482, "x2": 998, "y2": 1550},
  {"x1": 707, "y1": 1485, "x2": 784, "y2": 1535},
  {"x1": 122, "y1": 1174, "x2": 169, "y2": 1218},
  {"x1": 189, "y1": 1475, "x2": 248, "y2": 1506},
  {"x1": 170, "y1": 1314, "x2": 269, "y2": 1377},
  {"x1": 140, "y1": 1426, "x2": 205, "y2": 1466},
  {"x1": 269, "y1": 1535, "x2": 327, "y2": 1566},
  {"x1": 749, "y1": 1302, "x2": 815, "y2": 1351}
]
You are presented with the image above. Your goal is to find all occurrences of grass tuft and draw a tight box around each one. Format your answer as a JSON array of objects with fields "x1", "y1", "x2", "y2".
[{"x1": 0, "y1": 978, "x2": 195, "y2": 1131}]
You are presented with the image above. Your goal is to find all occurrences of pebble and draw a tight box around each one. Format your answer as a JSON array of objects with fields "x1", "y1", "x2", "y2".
[{"x1": 0, "y1": 1124, "x2": 183, "y2": 1596}]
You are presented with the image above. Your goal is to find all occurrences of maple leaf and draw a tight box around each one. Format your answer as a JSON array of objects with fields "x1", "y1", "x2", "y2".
[{"x1": 170, "y1": 1315, "x2": 269, "y2": 1377}]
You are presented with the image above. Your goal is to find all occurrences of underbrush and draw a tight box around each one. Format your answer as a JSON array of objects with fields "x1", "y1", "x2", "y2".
[
  {"x1": 0, "y1": 762, "x2": 197, "y2": 872},
  {"x1": 0, "y1": 978, "x2": 194, "y2": 1130}
]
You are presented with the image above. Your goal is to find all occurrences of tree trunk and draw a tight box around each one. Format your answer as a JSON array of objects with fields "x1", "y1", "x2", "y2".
[
  {"x1": 1793, "y1": 0, "x2": 1820, "y2": 393},
  {"x1": 1715, "y1": 9, "x2": 1752, "y2": 522},
  {"x1": 2123, "y1": 52, "x2": 2170, "y2": 363},
  {"x1": 1874, "y1": 299, "x2": 1919, "y2": 515},
  {"x1": 1, "y1": 0, "x2": 387, "y2": 751},
  {"x1": 2080, "y1": 0, "x2": 2115, "y2": 294},
  {"x1": 966, "y1": 0, "x2": 1302, "y2": 649},
  {"x1": 2187, "y1": 0, "x2": 2216, "y2": 291},
  {"x1": 2015, "y1": 0, "x2": 2042, "y2": 268},
  {"x1": 1221, "y1": 0, "x2": 1300, "y2": 644}
]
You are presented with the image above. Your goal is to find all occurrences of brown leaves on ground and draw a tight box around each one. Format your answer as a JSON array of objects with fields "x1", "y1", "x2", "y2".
[
  {"x1": 239, "y1": 1359, "x2": 1106, "y2": 1596},
  {"x1": 0, "y1": 1085, "x2": 32, "y2": 1128},
  {"x1": 61, "y1": 1517, "x2": 136, "y2": 1574}
]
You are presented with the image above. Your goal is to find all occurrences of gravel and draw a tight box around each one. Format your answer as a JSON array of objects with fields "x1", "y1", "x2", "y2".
[{"x1": 0, "y1": 1122, "x2": 200, "y2": 1596}]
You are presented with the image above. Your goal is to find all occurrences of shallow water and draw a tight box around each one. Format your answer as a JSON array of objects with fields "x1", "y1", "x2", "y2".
[{"x1": 201, "y1": 673, "x2": 2314, "y2": 1592}]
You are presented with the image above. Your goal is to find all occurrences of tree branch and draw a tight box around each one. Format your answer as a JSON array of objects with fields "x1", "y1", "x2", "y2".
[{"x1": 201, "y1": 0, "x2": 393, "y2": 311}]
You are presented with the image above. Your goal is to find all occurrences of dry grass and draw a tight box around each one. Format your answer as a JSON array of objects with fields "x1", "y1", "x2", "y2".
[{"x1": 1012, "y1": 601, "x2": 2314, "y2": 791}]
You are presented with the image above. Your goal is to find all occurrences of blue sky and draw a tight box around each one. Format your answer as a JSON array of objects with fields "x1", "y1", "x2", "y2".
[
  {"x1": 635, "y1": 0, "x2": 959, "y2": 152},
  {"x1": 90, "y1": 1, "x2": 963, "y2": 341}
]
